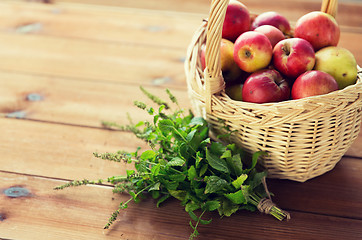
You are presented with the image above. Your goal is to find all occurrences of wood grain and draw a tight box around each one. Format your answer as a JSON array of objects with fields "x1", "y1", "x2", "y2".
[
  {"x1": 0, "y1": 2, "x2": 203, "y2": 49},
  {"x1": 0, "y1": 71, "x2": 190, "y2": 127},
  {"x1": 0, "y1": 117, "x2": 147, "y2": 180},
  {"x1": 0, "y1": 32, "x2": 188, "y2": 87},
  {"x1": 1, "y1": 171, "x2": 362, "y2": 240},
  {"x1": 10, "y1": 0, "x2": 362, "y2": 28}
]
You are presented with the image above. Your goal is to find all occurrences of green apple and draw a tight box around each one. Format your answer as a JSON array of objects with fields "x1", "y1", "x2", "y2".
[
  {"x1": 225, "y1": 83, "x2": 243, "y2": 101},
  {"x1": 314, "y1": 46, "x2": 357, "y2": 89}
]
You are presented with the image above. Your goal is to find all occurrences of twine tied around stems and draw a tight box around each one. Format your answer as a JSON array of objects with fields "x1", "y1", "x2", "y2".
[{"x1": 257, "y1": 177, "x2": 291, "y2": 220}]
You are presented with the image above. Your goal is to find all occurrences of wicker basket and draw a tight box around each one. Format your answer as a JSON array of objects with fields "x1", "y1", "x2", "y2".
[{"x1": 184, "y1": 0, "x2": 362, "y2": 182}]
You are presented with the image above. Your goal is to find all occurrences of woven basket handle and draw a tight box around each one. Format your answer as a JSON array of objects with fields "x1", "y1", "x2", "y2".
[{"x1": 203, "y1": 0, "x2": 338, "y2": 113}]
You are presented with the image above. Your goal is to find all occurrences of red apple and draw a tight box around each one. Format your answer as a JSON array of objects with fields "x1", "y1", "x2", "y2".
[
  {"x1": 222, "y1": 0, "x2": 251, "y2": 42},
  {"x1": 234, "y1": 31, "x2": 273, "y2": 73},
  {"x1": 294, "y1": 11, "x2": 340, "y2": 51},
  {"x1": 254, "y1": 25, "x2": 285, "y2": 48},
  {"x1": 251, "y1": 11, "x2": 291, "y2": 35},
  {"x1": 242, "y1": 69, "x2": 290, "y2": 103},
  {"x1": 272, "y1": 38, "x2": 315, "y2": 79},
  {"x1": 291, "y1": 70, "x2": 339, "y2": 99}
]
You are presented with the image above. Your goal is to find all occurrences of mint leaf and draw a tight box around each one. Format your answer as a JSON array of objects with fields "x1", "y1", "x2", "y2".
[
  {"x1": 250, "y1": 151, "x2": 268, "y2": 170},
  {"x1": 232, "y1": 174, "x2": 248, "y2": 189},
  {"x1": 204, "y1": 176, "x2": 229, "y2": 194},
  {"x1": 218, "y1": 199, "x2": 239, "y2": 217},
  {"x1": 225, "y1": 190, "x2": 247, "y2": 204},
  {"x1": 188, "y1": 165, "x2": 197, "y2": 181},
  {"x1": 158, "y1": 119, "x2": 174, "y2": 135},
  {"x1": 205, "y1": 148, "x2": 230, "y2": 174},
  {"x1": 156, "y1": 194, "x2": 170, "y2": 207},
  {"x1": 140, "y1": 150, "x2": 157, "y2": 160},
  {"x1": 168, "y1": 190, "x2": 187, "y2": 201},
  {"x1": 167, "y1": 157, "x2": 185, "y2": 167},
  {"x1": 203, "y1": 200, "x2": 220, "y2": 211}
]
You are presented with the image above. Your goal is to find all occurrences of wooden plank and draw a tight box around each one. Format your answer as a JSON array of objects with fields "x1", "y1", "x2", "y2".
[
  {"x1": 0, "y1": 2, "x2": 203, "y2": 49},
  {"x1": 1, "y1": 171, "x2": 362, "y2": 240},
  {"x1": 0, "y1": 71, "x2": 190, "y2": 127},
  {"x1": 0, "y1": 117, "x2": 148, "y2": 180},
  {"x1": 11, "y1": 0, "x2": 362, "y2": 29},
  {"x1": 0, "y1": 32, "x2": 188, "y2": 87},
  {"x1": 345, "y1": 127, "x2": 362, "y2": 157},
  {"x1": 268, "y1": 156, "x2": 362, "y2": 220},
  {"x1": 0, "y1": 117, "x2": 361, "y2": 219}
]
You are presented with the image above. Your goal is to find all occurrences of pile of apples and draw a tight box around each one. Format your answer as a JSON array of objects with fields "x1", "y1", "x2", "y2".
[{"x1": 200, "y1": 0, "x2": 358, "y2": 103}]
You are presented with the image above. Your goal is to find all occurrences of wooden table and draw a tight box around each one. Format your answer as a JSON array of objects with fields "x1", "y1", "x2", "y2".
[{"x1": 1, "y1": 0, "x2": 361, "y2": 239}]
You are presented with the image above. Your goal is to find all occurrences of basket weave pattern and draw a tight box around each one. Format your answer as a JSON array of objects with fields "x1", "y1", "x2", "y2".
[{"x1": 185, "y1": 0, "x2": 362, "y2": 182}]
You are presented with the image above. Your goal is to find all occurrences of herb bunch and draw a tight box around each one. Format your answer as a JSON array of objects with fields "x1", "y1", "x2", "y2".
[{"x1": 55, "y1": 87, "x2": 289, "y2": 239}]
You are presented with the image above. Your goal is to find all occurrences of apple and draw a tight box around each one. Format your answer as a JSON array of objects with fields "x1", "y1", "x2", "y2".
[
  {"x1": 222, "y1": 0, "x2": 251, "y2": 42},
  {"x1": 251, "y1": 11, "x2": 291, "y2": 35},
  {"x1": 314, "y1": 46, "x2": 358, "y2": 89},
  {"x1": 225, "y1": 83, "x2": 244, "y2": 101},
  {"x1": 291, "y1": 70, "x2": 339, "y2": 99},
  {"x1": 234, "y1": 31, "x2": 273, "y2": 73},
  {"x1": 254, "y1": 25, "x2": 285, "y2": 48},
  {"x1": 200, "y1": 43, "x2": 206, "y2": 70},
  {"x1": 242, "y1": 69, "x2": 290, "y2": 103},
  {"x1": 294, "y1": 11, "x2": 340, "y2": 51},
  {"x1": 200, "y1": 39, "x2": 244, "y2": 84},
  {"x1": 272, "y1": 38, "x2": 315, "y2": 79}
]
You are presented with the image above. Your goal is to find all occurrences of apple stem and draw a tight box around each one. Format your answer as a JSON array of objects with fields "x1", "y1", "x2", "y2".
[{"x1": 282, "y1": 44, "x2": 291, "y2": 56}]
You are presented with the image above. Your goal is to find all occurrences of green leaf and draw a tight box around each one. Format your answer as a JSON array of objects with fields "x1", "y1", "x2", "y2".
[
  {"x1": 140, "y1": 150, "x2": 157, "y2": 160},
  {"x1": 250, "y1": 151, "x2": 268, "y2": 170},
  {"x1": 188, "y1": 211, "x2": 199, "y2": 222},
  {"x1": 168, "y1": 174, "x2": 186, "y2": 182},
  {"x1": 209, "y1": 142, "x2": 226, "y2": 156},
  {"x1": 204, "y1": 176, "x2": 229, "y2": 194},
  {"x1": 224, "y1": 190, "x2": 247, "y2": 204},
  {"x1": 129, "y1": 191, "x2": 141, "y2": 203},
  {"x1": 203, "y1": 200, "x2": 220, "y2": 211},
  {"x1": 199, "y1": 218, "x2": 212, "y2": 225},
  {"x1": 186, "y1": 129, "x2": 197, "y2": 142},
  {"x1": 162, "y1": 180, "x2": 179, "y2": 190},
  {"x1": 185, "y1": 202, "x2": 200, "y2": 213},
  {"x1": 156, "y1": 194, "x2": 170, "y2": 207},
  {"x1": 218, "y1": 199, "x2": 240, "y2": 217},
  {"x1": 151, "y1": 164, "x2": 161, "y2": 176},
  {"x1": 188, "y1": 165, "x2": 197, "y2": 181},
  {"x1": 195, "y1": 151, "x2": 203, "y2": 168},
  {"x1": 249, "y1": 171, "x2": 268, "y2": 189},
  {"x1": 232, "y1": 174, "x2": 248, "y2": 189},
  {"x1": 220, "y1": 150, "x2": 232, "y2": 159},
  {"x1": 189, "y1": 117, "x2": 207, "y2": 127},
  {"x1": 149, "y1": 182, "x2": 161, "y2": 191},
  {"x1": 179, "y1": 142, "x2": 191, "y2": 160},
  {"x1": 166, "y1": 157, "x2": 185, "y2": 167},
  {"x1": 199, "y1": 164, "x2": 208, "y2": 177},
  {"x1": 168, "y1": 190, "x2": 187, "y2": 201},
  {"x1": 205, "y1": 148, "x2": 230, "y2": 174},
  {"x1": 194, "y1": 188, "x2": 206, "y2": 199},
  {"x1": 229, "y1": 154, "x2": 244, "y2": 177},
  {"x1": 126, "y1": 170, "x2": 135, "y2": 177},
  {"x1": 158, "y1": 119, "x2": 175, "y2": 135},
  {"x1": 151, "y1": 190, "x2": 160, "y2": 199}
]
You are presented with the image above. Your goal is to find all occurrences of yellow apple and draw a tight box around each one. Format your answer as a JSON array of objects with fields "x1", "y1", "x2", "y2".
[{"x1": 314, "y1": 46, "x2": 358, "y2": 89}]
